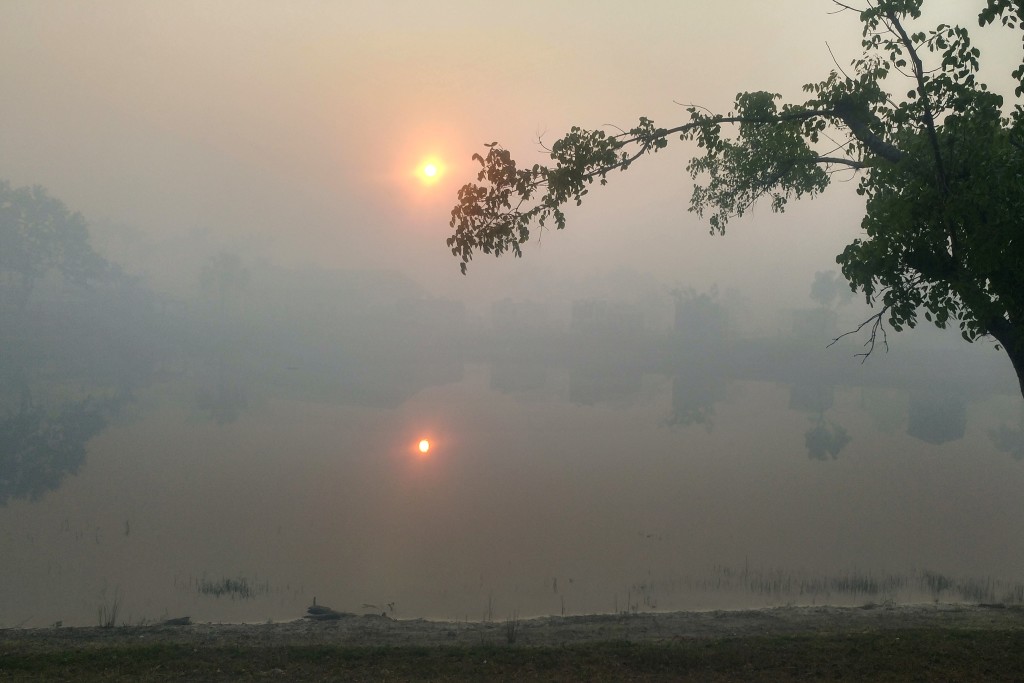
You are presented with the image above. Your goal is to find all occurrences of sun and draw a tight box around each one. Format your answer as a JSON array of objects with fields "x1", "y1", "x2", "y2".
[
  {"x1": 417, "y1": 158, "x2": 445, "y2": 185},
  {"x1": 418, "y1": 439, "x2": 431, "y2": 454}
]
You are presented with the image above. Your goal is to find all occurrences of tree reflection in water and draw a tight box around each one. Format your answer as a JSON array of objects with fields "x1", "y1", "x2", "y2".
[
  {"x1": 804, "y1": 419, "x2": 852, "y2": 461},
  {"x1": 0, "y1": 396, "x2": 118, "y2": 505},
  {"x1": 990, "y1": 413, "x2": 1024, "y2": 461},
  {"x1": 790, "y1": 383, "x2": 852, "y2": 460}
]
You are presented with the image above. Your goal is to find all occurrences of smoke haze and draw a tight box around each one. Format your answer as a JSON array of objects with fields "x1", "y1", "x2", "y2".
[{"x1": 1, "y1": 1, "x2": 1022, "y2": 626}]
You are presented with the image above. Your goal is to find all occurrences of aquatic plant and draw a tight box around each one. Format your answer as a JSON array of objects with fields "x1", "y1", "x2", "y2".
[
  {"x1": 505, "y1": 611, "x2": 520, "y2": 644},
  {"x1": 194, "y1": 574, "x2": 269, "y2": 600}
]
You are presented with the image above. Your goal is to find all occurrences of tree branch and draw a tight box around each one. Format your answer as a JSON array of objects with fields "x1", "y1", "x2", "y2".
[
  {"x1": 832, "y1": 97, "x2": 906, "y2": 163},
  {"x1": 451, "y1": 97, "x2": 907, "y2": 272},
  {"x1": 828, "y1": 307, "x2": 890, "y2": 362},
  {"x1": 815, "y1": 156, "x2": 870, "y2": 169},
  {"x1": 883, "y1": 8, "x2": 949, "y2": 189},
  {"x1": 578, "y1": 107, "x2": 897, "y2": 185}
]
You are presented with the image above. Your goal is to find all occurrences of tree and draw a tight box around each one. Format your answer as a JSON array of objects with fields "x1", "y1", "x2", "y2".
[
  {"x1": 0, "y1": 181, "x2": 108, "y2": 309},
  {"x1": 810, "y1": 271, "x2": 854, "y2": 310},
  {"x1": 447, "y1": 0, "x2": 1024, "y2": 398},
  {"x1": 200, "y1": 252, "x2": 250, "y2": 313}
]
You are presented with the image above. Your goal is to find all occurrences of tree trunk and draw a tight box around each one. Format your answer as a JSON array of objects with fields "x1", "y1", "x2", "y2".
[
  {"x1": 990, "y1": 324, "x2": 1024, "y2": 400},
  {"x1": 1009, "y1": 345, "x2": 1024, "y2": 401}
]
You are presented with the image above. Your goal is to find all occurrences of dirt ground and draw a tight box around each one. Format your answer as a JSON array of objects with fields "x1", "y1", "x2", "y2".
[{"x1": 3, "y1": 603, "x2": 1022, "y2": 653}]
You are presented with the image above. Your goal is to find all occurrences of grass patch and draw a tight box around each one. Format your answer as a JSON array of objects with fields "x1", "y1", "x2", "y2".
[
  {"x1": 194, "y1": 575, "x2": 268, "y2": 600},
  {"x1": 4, "y1": 629, "x2": 1024, "y2": 681},
  {"x1": 95, "y1": 595, "x2": 121, "y2": 629}
]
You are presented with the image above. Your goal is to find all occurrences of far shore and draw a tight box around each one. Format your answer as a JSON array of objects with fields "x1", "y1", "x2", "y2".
[{"x1": 4, "y1": 602, "x2": 1023, "y2": 651}]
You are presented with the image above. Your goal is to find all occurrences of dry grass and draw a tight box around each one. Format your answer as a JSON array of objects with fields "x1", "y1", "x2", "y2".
[{"x1": 3, "y1": 629, "x2": 1024, "y2": 681}]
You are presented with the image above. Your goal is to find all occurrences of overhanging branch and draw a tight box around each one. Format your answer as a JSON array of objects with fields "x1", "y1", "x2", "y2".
[
  {"x1": 578, "y1": 107, "x2": 895, "y2": 185},
  {"x1": 828, "y1": 306, "x2": 890, "y2": 362}
]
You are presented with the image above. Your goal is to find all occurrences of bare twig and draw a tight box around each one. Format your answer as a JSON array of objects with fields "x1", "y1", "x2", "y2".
[
  {"x1": 828, "y1": 0, "x2": 860, "y2": 14},
  {"x1": 828, "y1": 307, "x2": 890, "y2": 361},
  {"x1": 826, "y1": 42, "x2": 853, "y2": 81}
]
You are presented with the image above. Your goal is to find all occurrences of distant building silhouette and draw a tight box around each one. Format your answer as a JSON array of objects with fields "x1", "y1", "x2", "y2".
[{"x1": 571, "y1": 299, "x2": 643, "y2": 333}]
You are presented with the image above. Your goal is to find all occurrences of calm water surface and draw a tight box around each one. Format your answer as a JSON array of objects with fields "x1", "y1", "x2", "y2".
[{"x1": 3, "y1": 359, "x2": 1023, "y2": 627}]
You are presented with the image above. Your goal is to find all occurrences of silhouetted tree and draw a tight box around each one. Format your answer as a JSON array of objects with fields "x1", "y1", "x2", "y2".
[
  {"x1": 448, "y1": 0, "x2": 1024, "y2": 398},
  {"x1": 810, "y1": 271, "x2": 854, "y2": 310},
  {"x1": 0, "y1": 181, "x2": 107, "y2": 309}
]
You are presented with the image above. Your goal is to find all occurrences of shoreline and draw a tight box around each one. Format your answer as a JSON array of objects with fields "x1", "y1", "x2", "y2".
[
  {"x1": 6, "y1": 605, "x2": 1024, "y2": 681},
  {"x1": 4, "y1": 602, "x2": 1023, "y2": 651}
]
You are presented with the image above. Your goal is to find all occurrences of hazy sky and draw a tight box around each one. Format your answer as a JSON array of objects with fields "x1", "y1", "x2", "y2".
[
  {"x1": 4, "y1": 2, "x2": 1024, "y2": 627},
  {"x1": 0, "y1": 1, "x2": 1017, "y2": 306}
]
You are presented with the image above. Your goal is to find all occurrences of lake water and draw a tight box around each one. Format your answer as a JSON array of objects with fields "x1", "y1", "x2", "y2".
[{"x1": 4, "y1": 343, "x2": 1024, "y2": 627}]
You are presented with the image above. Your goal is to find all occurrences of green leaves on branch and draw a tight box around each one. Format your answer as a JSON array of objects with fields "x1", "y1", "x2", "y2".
[
  {"x1": 686, "y1": 93, "x2": 830, "y2": 235},
  {"x1": 447, "y1": 0, "x2": 1024, "y2": 395},
  {"x1": 447, "y1": 98, "x2": 845, "y2": 273},
  {"x1": 839, "y1": 102, "x2": 1024, "y2": 346},
  {"x1": 979, "y1": 0, "x2": 1024, "y2": 95},
  {"x1": 447, "y1": 122, "x2": 661, "y2": 274}
]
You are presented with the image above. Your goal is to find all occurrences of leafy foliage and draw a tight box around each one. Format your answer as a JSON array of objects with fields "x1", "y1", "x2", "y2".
[
  {"x1": 0, "y1": 181, "x2": 108, "y2": 309},
  {"x1": 448, "y1": 0, "x2": 1024, "y2": 396}
]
